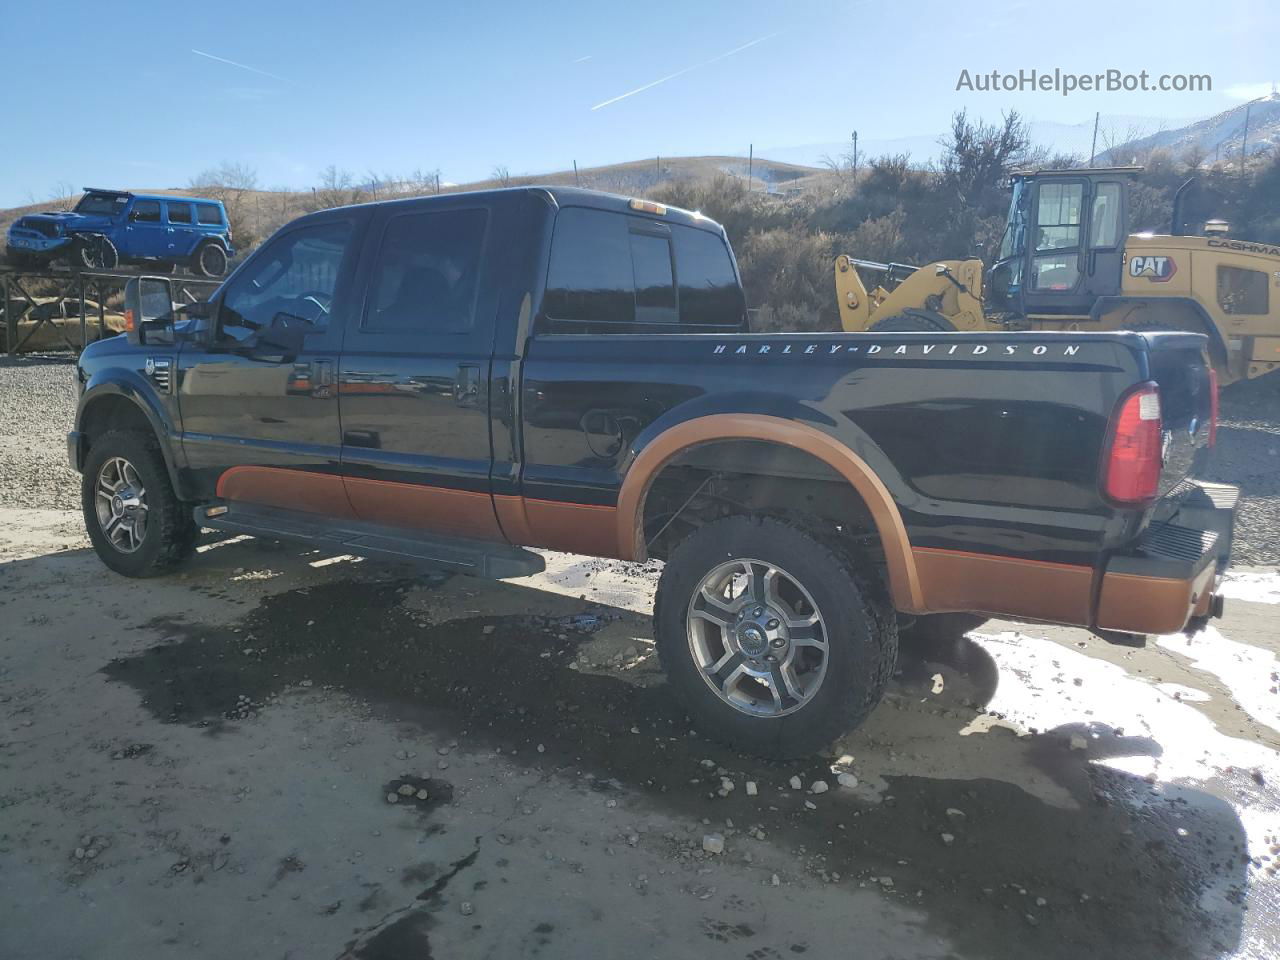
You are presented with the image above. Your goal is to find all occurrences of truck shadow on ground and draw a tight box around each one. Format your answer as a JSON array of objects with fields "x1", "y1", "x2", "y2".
[{"x1": 73, "y1": 538, "x2": 1252, "y2": 960}]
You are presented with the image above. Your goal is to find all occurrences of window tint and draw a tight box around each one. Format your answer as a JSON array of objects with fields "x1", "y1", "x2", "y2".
[
  {"x1": 196, "y1": 203, "x2": 223, "y2": 225},
  {"x1": 1089, "y1": 183, "x2": 1122, "y2": 248},
  {"x1": 544, "y1": 208, "x2": 633, "y2": 325},
  {"x1": 673, "y1": 224, "x2": 744, "y2": 326},
  {"x1": 220, "y1": 221, "x2": 351, "y2": 339},
  {"x1": 167, "y1": 202, "x2": 193, "y2": 224},
  {"x1": 363, "y1": 208, "x2": 487, "y2": 334},
  {"x1": 130, "y1": 200, "x2": 161, "y2": 223},
  {"x1": 1218, "y1": 266, "x2": 1269, "y2": 315},
  {"x1": 1035, "y1": 182, "x2": 1083, "y2": 252},
  {"x1": 630, "y1": 232, "x2": 676, "y2": 324}
]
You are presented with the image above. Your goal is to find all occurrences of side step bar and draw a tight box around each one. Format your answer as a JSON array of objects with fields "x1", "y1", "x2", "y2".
[{"x1": 194, "y1": 502, "x2": 546, "y2": 580}]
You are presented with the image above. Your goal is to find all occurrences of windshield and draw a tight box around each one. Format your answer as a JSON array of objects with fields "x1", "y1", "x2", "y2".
[
  {"x1": 996, "y1": 178, "x2": 1027, "y2": 262},
  {"x1": 73, "y1": 192, "x2": 129, "y2": 216}
]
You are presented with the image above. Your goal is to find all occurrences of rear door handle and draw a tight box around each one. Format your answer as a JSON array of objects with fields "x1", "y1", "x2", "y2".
[{"x1": 454, "y1": 364, "x2": 480, "y2": 407}]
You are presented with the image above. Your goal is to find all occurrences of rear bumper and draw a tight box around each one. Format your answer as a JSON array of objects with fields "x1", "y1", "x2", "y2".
[{"x1": 1095, "y1": 481, "x2": 1237, "y2": 635}]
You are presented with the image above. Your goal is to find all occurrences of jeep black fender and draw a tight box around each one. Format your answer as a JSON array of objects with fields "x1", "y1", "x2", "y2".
[{"x1": 75, "y1": 371, "x2": 189, "y2": 497}]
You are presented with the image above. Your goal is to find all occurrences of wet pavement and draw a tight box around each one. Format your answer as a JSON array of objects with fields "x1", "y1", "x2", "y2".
[{"x1": 1, "y1": 509, "x2": 1278, "y2": 959}]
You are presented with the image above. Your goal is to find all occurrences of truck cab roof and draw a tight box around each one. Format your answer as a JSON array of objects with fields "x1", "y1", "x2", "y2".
[{"x1": 302, "y1": 185, "x2": 726, "y2": 235}]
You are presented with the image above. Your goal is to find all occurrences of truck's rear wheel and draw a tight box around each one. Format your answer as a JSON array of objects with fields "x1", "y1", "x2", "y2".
[
  {"x1": 81, "y1": 430, "x2": 197, "y2": 577},
  {"x1": 193, "y1": 242, "x2": 228, "y2": 278},
  {"x1": 654, "y1": 516, "x2": 897, "y2": 758}
]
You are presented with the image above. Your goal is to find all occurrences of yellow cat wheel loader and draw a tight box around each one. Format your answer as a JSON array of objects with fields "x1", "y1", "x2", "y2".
[{"x1": 835, "y1": 166, "x2": 1280, "y2": 383}]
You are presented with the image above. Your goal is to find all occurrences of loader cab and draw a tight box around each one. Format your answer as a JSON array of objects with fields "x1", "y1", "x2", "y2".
[{"x1": 986, "y1": 168, "x2": 1136, "y2": 318}]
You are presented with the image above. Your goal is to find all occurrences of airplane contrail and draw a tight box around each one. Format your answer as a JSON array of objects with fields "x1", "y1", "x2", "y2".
[
  {"x1": 591, "y1": 33, "x2": 779, "y2": 111},
  {"x1": 191, "y1": 48, "x2": 291, "y2": 84},
  {"x1": 574, "y1": 55, "x2": 593, "y2": 63}
]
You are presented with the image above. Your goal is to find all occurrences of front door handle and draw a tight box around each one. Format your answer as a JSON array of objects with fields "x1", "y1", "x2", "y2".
[
  {"x1": 309, "y1": 358, "x2": 334, "y2": 398},
  {"x1": 454, "y1": 364, "x2": 480, "y2": 407}
]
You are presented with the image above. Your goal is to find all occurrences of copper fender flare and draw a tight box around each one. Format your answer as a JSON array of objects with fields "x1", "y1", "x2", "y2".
[{"x1": 613, "y1": 413, "x2": 925, "y2": 612}]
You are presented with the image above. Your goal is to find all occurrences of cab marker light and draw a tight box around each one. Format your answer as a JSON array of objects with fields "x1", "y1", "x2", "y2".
[{"x1": 629, "y1": 198, "x2": 667, "y2": 215}]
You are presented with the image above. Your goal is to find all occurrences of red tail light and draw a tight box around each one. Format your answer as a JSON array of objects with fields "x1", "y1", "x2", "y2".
[
  {"x1": 1207, "y1": 367, "x2": 1219, "y2": 448},
  {"x1": 1103, "y1": 381, "x2": 1163, "y2": 505}
]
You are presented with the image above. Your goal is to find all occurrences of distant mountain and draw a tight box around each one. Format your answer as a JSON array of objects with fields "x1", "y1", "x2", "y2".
[
  {"x1": 1096, "y1": 95, "x2": 1280, "y2": 166},
  {"x1": 760, "y1": 102, "x2": 1280, "y2": 171}
]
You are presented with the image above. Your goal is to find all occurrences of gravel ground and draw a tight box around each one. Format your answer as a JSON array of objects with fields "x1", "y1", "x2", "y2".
[{"x1": 0, "y1": 351, "x2": 1276, "y2": 561}]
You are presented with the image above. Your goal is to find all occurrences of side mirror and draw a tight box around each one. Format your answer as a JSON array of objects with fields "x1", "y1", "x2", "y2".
[
  {"x1": 254, "y1": 321, "x2": 306, "y2": 357},
  {"x1": 123, "y1": 276, "x2": 174, "y2": 344}
]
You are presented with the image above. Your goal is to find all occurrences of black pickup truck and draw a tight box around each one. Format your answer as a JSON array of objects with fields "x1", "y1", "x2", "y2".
[{"x1": 69, "y1": 187, "x2": 1236, "y2": 757}]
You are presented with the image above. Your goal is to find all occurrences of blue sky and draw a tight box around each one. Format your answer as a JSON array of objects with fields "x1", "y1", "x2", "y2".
[{"x1": 1, "y1": 0, "x2": 1274, "y2": 207}]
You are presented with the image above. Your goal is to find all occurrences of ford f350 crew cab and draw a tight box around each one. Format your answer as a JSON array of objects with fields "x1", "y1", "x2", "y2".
[{"x1": 68, "y1": 187, "x2": 1236, "y2": 757}]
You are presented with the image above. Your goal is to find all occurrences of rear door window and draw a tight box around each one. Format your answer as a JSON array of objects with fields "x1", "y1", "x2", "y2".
[
  {"x1": 363, "y1": 207, "x2": 488, "y2": 334},
  {"x1": 167, "y1": 202, "x2": 193, "y2": 224}
]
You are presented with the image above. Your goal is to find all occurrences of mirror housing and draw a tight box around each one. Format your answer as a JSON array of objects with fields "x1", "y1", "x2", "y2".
[
  {"x1": 123, "y1": 277, "x2": 175, "y2": 345},
  {"x1": 253, "y1": 321, "x2": 306, "y2": 357}
]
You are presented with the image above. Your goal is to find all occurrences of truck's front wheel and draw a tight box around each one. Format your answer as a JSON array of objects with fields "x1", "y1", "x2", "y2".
[
  {"x1": 81, "y1": 430, "x2": 197, "y2": 577},
  {"x1": 654, "y1": 516, "x2": 897, "y2": 758}
]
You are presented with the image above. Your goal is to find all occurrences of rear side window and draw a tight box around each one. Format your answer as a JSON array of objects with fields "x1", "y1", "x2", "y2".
[
  {"x1": 363, "y1": 207, "x2": 488, "y2": 334},
  {"x1": 544, "y1": 207, "x2": 742, "y2": 330},
  {"x1": 130, "y1": 200, "x2": 161, "y2": 223},
  {"x1": 672, "y1": 224, "x2": 744, "y2": 326},
  {"x1": 196, "y1": 203, "x2": 223, "y2": 225},
  {"x1": 1217, "y1": 265, "x2": 1269, "y2": 315},
  {"x1": 630, "y1": 232, "x2": 676, "y2": 324},
  {"x1": 167, "y1": 202, "x2": 193, "y2": 224}
]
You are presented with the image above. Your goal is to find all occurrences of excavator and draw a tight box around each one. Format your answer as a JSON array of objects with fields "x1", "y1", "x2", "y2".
[{"x1": 834, "y1": 166, "x2": 1280, "y2": 383}]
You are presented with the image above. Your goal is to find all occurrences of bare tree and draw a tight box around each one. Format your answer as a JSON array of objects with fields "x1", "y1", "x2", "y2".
[
  {"x1": 938, "y1": 110, "x2": 1034, "y2": 206},
  {"x1": 190, "y1": 162, "x2": 261, "y2": 246},
  {"x1": 46, "y1": 181, "x2": 79, "y2": 210},
  {"x1": 312, "y1": 166, "x2": 359, "y2": 211},
  {"x1": 491, "y1": 165, "x2": 512, "y2": 187}
]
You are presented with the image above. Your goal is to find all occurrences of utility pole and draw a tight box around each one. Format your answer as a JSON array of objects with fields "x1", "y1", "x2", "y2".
[
  {"x1": 655, "y1": 155, "x2": 660, "y2": 182},
  {"x1": 1089, "y1": 111, "x2": 1100, "y2": 167},
  {"x1": 573, "y1": 160, "x2": 580, "y2": 186},
  {"x1": 851, "y1": 131, "x2": 858, "y2": 180},
  {"x1": 1240, "y1": 101, "x2": 1253, "y2": 173},
  {"x1": 748, "y1": 144, "x2": 753, "y2": 191}
]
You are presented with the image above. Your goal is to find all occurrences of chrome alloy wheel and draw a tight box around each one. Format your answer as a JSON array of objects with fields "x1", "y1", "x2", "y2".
[
  {"x1": 94, "y1": 456, "x2": 148, "y2": 553},
  {"x1": 686, "y1": 558, "x2": 829, "y2": 717}
]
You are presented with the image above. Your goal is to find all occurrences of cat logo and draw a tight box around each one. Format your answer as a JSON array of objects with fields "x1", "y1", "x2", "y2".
[{"x1": 1129, "y1": 255, "x2": 1177, "y2": 282}]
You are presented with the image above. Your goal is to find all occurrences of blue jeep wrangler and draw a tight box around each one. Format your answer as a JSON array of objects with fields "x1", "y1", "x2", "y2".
[{"x1": 5, "y1": 188, "x2": 233, "y2": 277}]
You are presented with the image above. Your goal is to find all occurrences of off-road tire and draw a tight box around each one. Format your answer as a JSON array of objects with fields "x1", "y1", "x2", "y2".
[
  {"x1": 74, "y1": 235, "x2": 118, "y2": 271},
  {"x1": 81, "y1": 429, "x2": 198, "y2": 577},
  {"x1": 869, "y1": 311, "x2": 956, "y2": 333},
  {"x1": 654, "y1": 515, "x2": 898, "y2": 759},
  {"x1": 193, "y1": 242, "x2": 228, "y2": 278}
]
